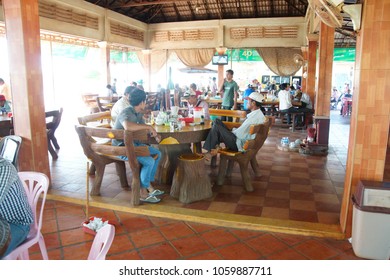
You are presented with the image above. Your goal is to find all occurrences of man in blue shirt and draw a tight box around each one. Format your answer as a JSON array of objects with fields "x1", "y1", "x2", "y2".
[
  {"x1": 113, "y1": 88, "x2": 163, "y2": 204},
  {"x1": 242, "y1": 84, "x2": 255, "y2": 112}
]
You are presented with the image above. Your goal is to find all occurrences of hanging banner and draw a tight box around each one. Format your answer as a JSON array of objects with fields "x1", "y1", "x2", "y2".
[{"x1": 333, "y1": 48, "x2": 356, "y2": 62}]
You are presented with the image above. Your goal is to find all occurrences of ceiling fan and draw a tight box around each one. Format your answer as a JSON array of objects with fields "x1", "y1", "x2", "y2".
[{"x1": 308, "y1": 0, "x2": 362, "y2": 31}]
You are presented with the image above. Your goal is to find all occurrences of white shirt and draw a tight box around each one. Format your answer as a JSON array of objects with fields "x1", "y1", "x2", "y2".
[
  {"x1": 232, "y1": 109, "x2": 266, "y2": 151},
  {"x1": 110, "y1": 97, "x2": 130, "y2": 127},
  {"x1": 300, "y1": 92, "x2": 313, "y2": 109},
  {"x1": 278, "y1": 90, "x2": 292, "y2": 110}
]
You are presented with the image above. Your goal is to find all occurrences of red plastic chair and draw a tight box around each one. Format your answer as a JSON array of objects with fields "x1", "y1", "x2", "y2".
[
  {"x1": 3, "y1": 172, "x2": 49, "y2": 260},
  {"x1": 87, "y1": 224, "x2": 115, "y2": 260}
]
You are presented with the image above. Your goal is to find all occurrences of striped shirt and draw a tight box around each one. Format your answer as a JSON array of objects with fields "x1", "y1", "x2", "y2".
[{"x1": 0, "y1": 158, "x2": 33, "y2": 225}]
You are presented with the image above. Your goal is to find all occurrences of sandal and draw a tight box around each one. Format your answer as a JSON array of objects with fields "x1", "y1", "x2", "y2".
[
  {"x1": 140, "y1": 195, "x2": 161, "y2": 204},
  {"x1": 149, "y1": 189, "x2": 165, "y2": 196}
]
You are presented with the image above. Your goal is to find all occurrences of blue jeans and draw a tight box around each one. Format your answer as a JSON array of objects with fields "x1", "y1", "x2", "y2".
[
  {"x1": 3, "y1": 223, "x2": 30, "y2": 257},
  {"x1": 120, "y1": 144, "x2": 161, "y2": 189}
]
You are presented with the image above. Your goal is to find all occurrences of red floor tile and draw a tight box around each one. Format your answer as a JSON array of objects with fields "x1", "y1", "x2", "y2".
[
  {"x1": 171, "y1": 235, "x2": 211, "y2": 257},
  {"x1": 246, "y1": 234, "x2": 290, "y2": 257},
  {"x1": 138, "y1": 242, "x2": 180, "y2": 260},
  {"x1": 159, "y1": 222, "x2": 195, "y2": 240},
  {"x1": 200, "y1": 229, "x2": 238, "y2": 248},
  {"x1": 217, "y1": 243, "x2": 261, "y2": 260},
  {"x1": 293, "y1": 239, "x2": 340, "y2": 260},
  {"x1": 129, "y1": 228, "x2": 166, "y2": 248}
]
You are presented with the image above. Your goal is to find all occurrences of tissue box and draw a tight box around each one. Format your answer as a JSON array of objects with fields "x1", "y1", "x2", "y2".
[{"x1": 82, "y1": 216, "x2": 113, "y2": 235}]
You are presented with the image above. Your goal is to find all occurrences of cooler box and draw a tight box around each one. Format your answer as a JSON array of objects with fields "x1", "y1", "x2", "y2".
[{"x1": 352, "y1": 180, "x2": 390, "y2": 259}]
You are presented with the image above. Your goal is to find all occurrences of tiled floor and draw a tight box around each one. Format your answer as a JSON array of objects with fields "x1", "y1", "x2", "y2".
[
  {"x1": 29, "y1": 199, "x2": 363, "y2": 260},
  {"x1": 50, "y1": 109, "x2": 349, "y2": 225},
  {"x1": 34, "y1": 108, "x2": 367, "y2": 259}
]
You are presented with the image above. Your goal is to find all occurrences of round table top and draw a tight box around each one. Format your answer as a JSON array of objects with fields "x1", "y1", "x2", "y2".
[{"x1": 153, "y1": 120, "x2": 211, "y2": 144}]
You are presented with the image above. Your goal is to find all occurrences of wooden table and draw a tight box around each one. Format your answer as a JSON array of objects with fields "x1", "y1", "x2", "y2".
[{"x1": 152, "y1": 120, "x2": 212, "y2": 184}]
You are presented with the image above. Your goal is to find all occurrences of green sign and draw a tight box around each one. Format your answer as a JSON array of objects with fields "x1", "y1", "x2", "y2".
[
  {"x1": 226, "y1": 49, "x2": 263, "y2": 62},
  {"x1": 333, "y1": 48, "x2": 355, "y2": 62},
  {"x1": 52, "y1": 43, "x2": 87, "y2": 59},
  {"x1": 110, "y1": 50, "x2": 140, "y2": 63},
  {"x1": 221, "y1": 48, "x2": 355, "y2": 62}
]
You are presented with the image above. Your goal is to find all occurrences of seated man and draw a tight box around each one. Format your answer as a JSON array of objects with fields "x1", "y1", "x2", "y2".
[
  {"x1": 184, "y1": 91, "x2": 210, "y2": 120},
  {"x1": 0, "y1": 95, "x2": 12, "y2": 113},
  {"x1": 189, "y1": 83, "x2": 203, "y2": 98},
  {"x1": 0, "y1": 156, "x2": 33, "y2": 258},
  {"x1": 112, "y1": 88, "x2": 163, "y2": 204},
  {"x1": 110, "y1": 86, "x2": 135, "y2": 127},
  {"x1": 202, "y1": 91, "x2": 266, "y2": 159},
  {"x1": 278, "y1": 83, "x2": 301, "y2": 124},
  {"x1": 294, "y1": 89, "x2": 314, "y2": 126}
]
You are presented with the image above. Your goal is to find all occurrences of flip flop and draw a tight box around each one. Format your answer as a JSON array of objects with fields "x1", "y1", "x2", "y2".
[
  {"x1": 140, "y1": 195, "x2": 161, "y2": 204},
  {"x1": 149, "y1": 189, "x2": 165, "y2": 196}
]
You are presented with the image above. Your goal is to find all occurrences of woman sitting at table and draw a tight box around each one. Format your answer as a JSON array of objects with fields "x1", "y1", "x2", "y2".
[
  {"x1": 112, "y1": 88, "x2": 163, "y2": 204},
  {"x1": 201, "y1": 92, "x2": 266, "y2": 160}
]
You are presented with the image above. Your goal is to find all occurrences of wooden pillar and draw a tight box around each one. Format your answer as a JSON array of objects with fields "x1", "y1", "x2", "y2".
[
  {"x1": 300, "y1": 47, "x2": 308, "y2": 93},
  {"x1": 143, "y1": 51, "x2": 152, "y2": 92},
  {"x1": 314, "y1": 23, "x2": 334, "y2": 116},
  {"x1": 3, "y1": 0, "x2": 50, "y2": 177},
  {"x1": 340, "y1": 0, "x2": 390, "y2": 236},
  {"x1": 97, "y1": 41, "x2": 111, "y2": 88},
  {"x1": 218, "y1": 65, "x2": 225, "y2": 91},
  {"x1": 306, "y1": 36, "x2": 318, "y2": 103}
]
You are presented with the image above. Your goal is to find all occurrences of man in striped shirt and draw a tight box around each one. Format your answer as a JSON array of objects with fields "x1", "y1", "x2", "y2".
[{"x1": 0, "y1": 157, "x2": 33, "y2": 258}]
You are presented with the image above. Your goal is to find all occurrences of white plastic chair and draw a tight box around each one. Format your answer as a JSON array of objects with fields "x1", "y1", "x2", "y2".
[
  {"x1": 3, "y1": 172, "x2": 49, "y2": 260},
  {"x1": 87, "y1": 224, "x2": 115, "y2": 260}
]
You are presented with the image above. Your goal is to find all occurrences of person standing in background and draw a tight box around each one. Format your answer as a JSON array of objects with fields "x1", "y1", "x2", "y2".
[
  {"x1": 111, "y1": 78, "x2": 117, "y2": 94},
  {"x1": 219, "y1": 69, "x2": 239, "y2": 121},
  {"x1": 0, "y1": 78, "x2": 11, "y2": 103},
  {"x1": 211, "y1": 77, "x2": 218, "y2": 96}
]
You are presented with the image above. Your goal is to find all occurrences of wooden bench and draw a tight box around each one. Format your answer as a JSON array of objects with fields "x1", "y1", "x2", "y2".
[
  {"x1": 75, "y1": 125, "x2": 150, "y2": 206},
  {"x1": 216, "y1": 117, "x2": 271, "y2": 192},
  {"x1": 78, "y1": 111, "x2": 112, "y2": 128},
  {"x1": 209, "y1": 108, "x2": 247, "y2": 123}
]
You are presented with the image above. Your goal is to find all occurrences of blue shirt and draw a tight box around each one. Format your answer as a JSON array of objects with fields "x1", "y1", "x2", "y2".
[{"x1": 242, "y1": 88, "x2": 254, "y2": 110}]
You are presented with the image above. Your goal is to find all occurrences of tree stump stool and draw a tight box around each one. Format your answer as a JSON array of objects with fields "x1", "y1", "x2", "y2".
[{"x1": 170, "y1": 153, "x2": 213, "y2": 204}]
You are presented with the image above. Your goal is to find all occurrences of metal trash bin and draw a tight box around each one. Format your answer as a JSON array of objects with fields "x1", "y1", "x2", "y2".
[{"x1": 352, "y1": 180, "x2": 390, "y2": 260}]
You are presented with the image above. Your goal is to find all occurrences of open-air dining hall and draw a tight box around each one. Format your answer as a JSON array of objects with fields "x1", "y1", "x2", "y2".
[{"x1": 0, "y1": 0, "x2": 390, "y2": 262}]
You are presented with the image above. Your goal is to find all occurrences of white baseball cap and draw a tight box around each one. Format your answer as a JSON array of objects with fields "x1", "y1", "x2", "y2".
[{"x1": 246, "y1": 91, "x2": 264, "y2": 103}]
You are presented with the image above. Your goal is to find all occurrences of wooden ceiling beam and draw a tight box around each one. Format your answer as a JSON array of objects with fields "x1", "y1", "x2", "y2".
[{"x1": 117, "y1": 0, "x2": 188, "y2": 8}]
